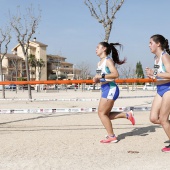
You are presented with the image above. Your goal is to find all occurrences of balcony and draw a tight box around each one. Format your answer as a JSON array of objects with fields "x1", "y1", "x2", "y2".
[{"x1": 59, "y1": 68, "x2": 73, "y2": 71}]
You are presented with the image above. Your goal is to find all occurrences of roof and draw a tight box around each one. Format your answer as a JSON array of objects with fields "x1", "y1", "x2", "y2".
[
  {"x1": 4, "y1": 53, "x2": 22, "y2": 60},
  {"x1": 30, "y1": 41, "x2": 48, "y2": 47},
  {"x1": 47, "y1": 54, "x2": 66, "y2": 60},
  {"x1": 61, "y1": 62, "x2": 73, "y2": 65},
  {"x1": 12, "y1": 40, "x2": 48, "y2": 51}
]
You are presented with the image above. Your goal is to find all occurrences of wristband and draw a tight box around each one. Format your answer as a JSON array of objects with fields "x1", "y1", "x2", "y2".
[
  {"x1": 153, "y1": 71, "x2": 157, "y2": 79},
  {"x1": 102, "y1": 74, "x2": 105, "y2": 79},
  {"x1": 100, "y1": 74, "x2": 106, "y2": 82}
]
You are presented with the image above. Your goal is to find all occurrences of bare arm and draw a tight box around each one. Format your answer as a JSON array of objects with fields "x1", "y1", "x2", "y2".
[
  {"x1": 145, "y1": 67, "x2": 154, "y2": 79},
  {"x1": 93, "y1": 62, "x2": 100, "y2": 83},
  {"x1": 157, "y1": 54, "x2": 170, "y2": 79},
  {"x1": 105, "y1": 58, "x2": 119, "y2": 79}
]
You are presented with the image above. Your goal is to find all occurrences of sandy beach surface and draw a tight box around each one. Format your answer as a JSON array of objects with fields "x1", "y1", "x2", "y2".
[{"x1": 0, "y1": 89, "x2": 169, "y2": 170}]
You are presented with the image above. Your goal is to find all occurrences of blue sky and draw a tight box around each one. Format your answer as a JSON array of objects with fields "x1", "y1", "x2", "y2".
[{"x1": 1, "y1": 0, "x2": 170, "y2": 75}]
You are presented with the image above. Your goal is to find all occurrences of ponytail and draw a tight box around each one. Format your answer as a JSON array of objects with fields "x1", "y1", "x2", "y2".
[
  {"x1": 109, "y1": 43, "x2": 126, "y2": 65},
  {"x1": 164, "y1": 39, "x2": 170, "y2": 55},
  {"x1": 99, "y1": 42, "x2": 126, "y2": 65}
]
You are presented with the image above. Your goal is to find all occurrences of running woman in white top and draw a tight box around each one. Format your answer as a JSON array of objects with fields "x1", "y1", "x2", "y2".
[
  {"x1": 93, "y1": 42, "x2": 135, "y2": 143},
  {"x1": 145, "y1": 34, "x2": 170, "y2": 152}
]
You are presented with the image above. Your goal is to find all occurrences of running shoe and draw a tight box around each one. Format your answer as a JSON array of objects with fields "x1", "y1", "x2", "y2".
[
  {"x1": 161, "y1": 144, "x2": 170, "y2": 152},
  {"x1": 127, "y1": 110, "x2": 135, "y2": 125},
  {"x1": 100, "y1": 135, "x2": 118, "y2": 143}
]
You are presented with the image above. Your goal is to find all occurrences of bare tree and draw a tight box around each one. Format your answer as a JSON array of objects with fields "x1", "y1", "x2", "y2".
[
  {"x1": 119, "y1": 64, "x2": 135, "y2": 79},
  {"x1": 77, "y1": 62, "x2": 92, "y2": 79},
  {"x1": 84, "y1": 0, "x2": 124, "y2": 42},
  {"x1": 118, "y1": 64, "x2": 136, "y2": 90},
  {"x1": 10, "y1": 5, "x2": 41, "y2": 99},
  {"x1": 9, "y1": 56, "x2": 23, "y2": 93},
  {"x1": 77, "y1": 62, "x2": 92, "y2": 91},
  {"x1": 0, "y1": 28, "x2": 11, "y2": 98}
]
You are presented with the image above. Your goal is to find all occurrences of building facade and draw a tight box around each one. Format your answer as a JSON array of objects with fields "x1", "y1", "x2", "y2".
[{"x1": 2, "y1": 39, "x2": 81, "y2": 81}]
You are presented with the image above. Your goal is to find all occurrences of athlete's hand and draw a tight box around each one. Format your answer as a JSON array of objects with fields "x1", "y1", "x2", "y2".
[
  {"x1": 145, "y1": 67, "x2": 154, "y2": 78},
  {"x1": 93, "y1": 76, "x2": 100, "y2": 83}
]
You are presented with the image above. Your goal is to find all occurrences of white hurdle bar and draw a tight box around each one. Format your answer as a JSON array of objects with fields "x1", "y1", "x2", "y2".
[{"x1": 0, "y1": 106, "x2": 151, "y2": 114}]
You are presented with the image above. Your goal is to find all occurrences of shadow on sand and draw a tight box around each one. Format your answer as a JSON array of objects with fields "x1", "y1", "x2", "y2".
[
  {"x1": 0, "y1": 113, "x2": 84, "y2": 126},
  {"x1": 0, "y1": 113, "x2": 163, "y2": 140},
  {"x1": 117, "y1": 125, "x2": 161, "y2": 141}
]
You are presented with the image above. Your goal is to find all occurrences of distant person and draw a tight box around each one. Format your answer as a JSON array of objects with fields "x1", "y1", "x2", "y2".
[
  {"x1": 93, "y1": 42, "x2": 135, "y2": 143},
  {"x1": 145, "y1": 34, "x2": 170, "y2": 152}
]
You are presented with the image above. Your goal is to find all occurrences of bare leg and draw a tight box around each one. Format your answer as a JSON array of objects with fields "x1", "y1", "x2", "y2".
[
  {"x1": 109, "y1": 110, "x2": 135, "y2": 126},
  {"x1": 159, "y1": 92, "x2": 170, "y2": 140},
  {"x1": 109, "y1": 112, "x2": 127, "y2": 120},
  {"x1": 150, "y1": 93, "x2": 162, "y2": 124},
  {"x1": 98, "y1": 98, "x2": 115, "y2": 136}
]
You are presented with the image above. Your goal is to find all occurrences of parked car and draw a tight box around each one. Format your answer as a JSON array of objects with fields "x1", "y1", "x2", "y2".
[
  {"x1": 5, "y1": 84, "x2": 16, "y2": 89},
  {"x1": 54, "y1": 85, "x2": 61, "y2": 90},
  {"x1": 87, "y1": 85, "x2": 100, "y2": 90},
  {"x1": 121, "y1": 85, "x2": 129, "y2": 90},
  {"x1": 67, "y1": 85, "x2": 78, "y2": 89},
  {"x1": 19, "y1": 85, "x2": 35, "y2": 90},
  {"x1": 143, "y1": 84, "x2": 157, "y2": 90}
]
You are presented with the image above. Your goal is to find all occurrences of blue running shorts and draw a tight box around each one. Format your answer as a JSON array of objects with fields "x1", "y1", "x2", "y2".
[
  {"x1": 157, "y1": 82, "x2": 170, "y2": 97},
  {"x1": 101, "y1": 82, "x2": 119, "y2": 100}
]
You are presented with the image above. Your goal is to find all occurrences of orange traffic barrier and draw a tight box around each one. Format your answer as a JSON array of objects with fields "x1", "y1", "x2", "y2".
[{"x1": 0, "y1": 78, "x2": 156, "y2": 85}]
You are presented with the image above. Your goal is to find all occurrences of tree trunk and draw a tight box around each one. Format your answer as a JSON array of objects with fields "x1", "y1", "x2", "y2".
[
  {"x1": 104, "y1": 26, "x2": 111, "y2": 42},
  {"x1": 0, "y1": 60, "x2": 5, "y2": 98},
  {"x1": 25, "y1": 54, "x2": 32, "y2": 99}
]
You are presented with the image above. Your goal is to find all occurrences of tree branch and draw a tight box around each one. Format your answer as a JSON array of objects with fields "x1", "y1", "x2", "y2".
[
  {"x1": 84, "y1": 0, "x2": 103, "y2": 23},
  {"x1": 85, "y1": 0, "x2": 125, "y2": 42}
]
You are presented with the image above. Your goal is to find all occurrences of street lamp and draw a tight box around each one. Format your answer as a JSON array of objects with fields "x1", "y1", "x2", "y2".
[
  {"x1": 55, "y1": 59, "x2": 61, "y2": 80},
  {"x1": 73, "y1": 64, "x2": 76, "y2": 80},
  {"x1": 36, "y1": 59, "x2": 45, "y2": 92},
  {"x1": 49, "y1": 58, "x2": 61, "y2": 91},
  {"x1": 55, "y1": 59, "x2": 60, "y2": 92},
  {"x1": 0, "y1": 41, "x2": 2, "y2": 58}
]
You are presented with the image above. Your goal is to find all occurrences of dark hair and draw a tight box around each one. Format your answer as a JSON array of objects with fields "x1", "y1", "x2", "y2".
[
  {"x1": 151, "y1": 34, "x2": 170, "y2": 55},
  {"x1": 99, "y1": 42, "x2": 126, "y2": 65}
]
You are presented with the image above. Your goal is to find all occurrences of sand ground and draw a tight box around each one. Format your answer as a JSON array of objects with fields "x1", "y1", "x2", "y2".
[{"x1": 0, "y1": 89, "x2": 169, "y2": 170}]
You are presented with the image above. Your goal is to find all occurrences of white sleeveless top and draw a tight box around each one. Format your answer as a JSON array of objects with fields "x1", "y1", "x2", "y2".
[
  {"x1": 96, "y1": 56, "x2": 115, "y2": 82},
  {"x1": 154, "y1": 51, "x2": 166, "y2": 73},
  {"x1": 153, "y1": 51, "x2": 167, "y2": 80}
]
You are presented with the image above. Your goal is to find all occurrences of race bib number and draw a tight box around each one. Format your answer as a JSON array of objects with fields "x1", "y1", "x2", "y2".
[
  {"x1": 153, "y1": 64, "x2": 159, "y2": 76},
  {"x1": 96, "y1": 68, "x2": 102, "y2": 75}
]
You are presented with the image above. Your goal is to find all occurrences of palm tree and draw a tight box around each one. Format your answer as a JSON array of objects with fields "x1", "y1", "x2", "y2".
[
  {"x1": 28, "y1": 54, "x2": 36, "y2": 80},
  {"x1": 36, "y1": 59, "x2": 45, "y2": 92},
  {"x1": 28, "y1": 54, "x2": 45, "y2": 91},
  {"x1": 36, "y1": 59, "x2": 45, "y2": 80}
]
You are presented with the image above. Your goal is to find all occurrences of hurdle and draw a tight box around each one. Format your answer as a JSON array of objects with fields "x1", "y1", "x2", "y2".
[
  {"x1": 0, "y1": 78, "x2": 156, "y2": 85},
  {"x1": 0, "y1": 78, "x2": 156, "y2": 114}
]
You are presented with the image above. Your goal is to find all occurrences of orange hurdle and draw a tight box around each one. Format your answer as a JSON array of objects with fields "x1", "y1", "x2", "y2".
[{"x1": 0, "y1": 78, "x2": 156, "y2": 85}]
